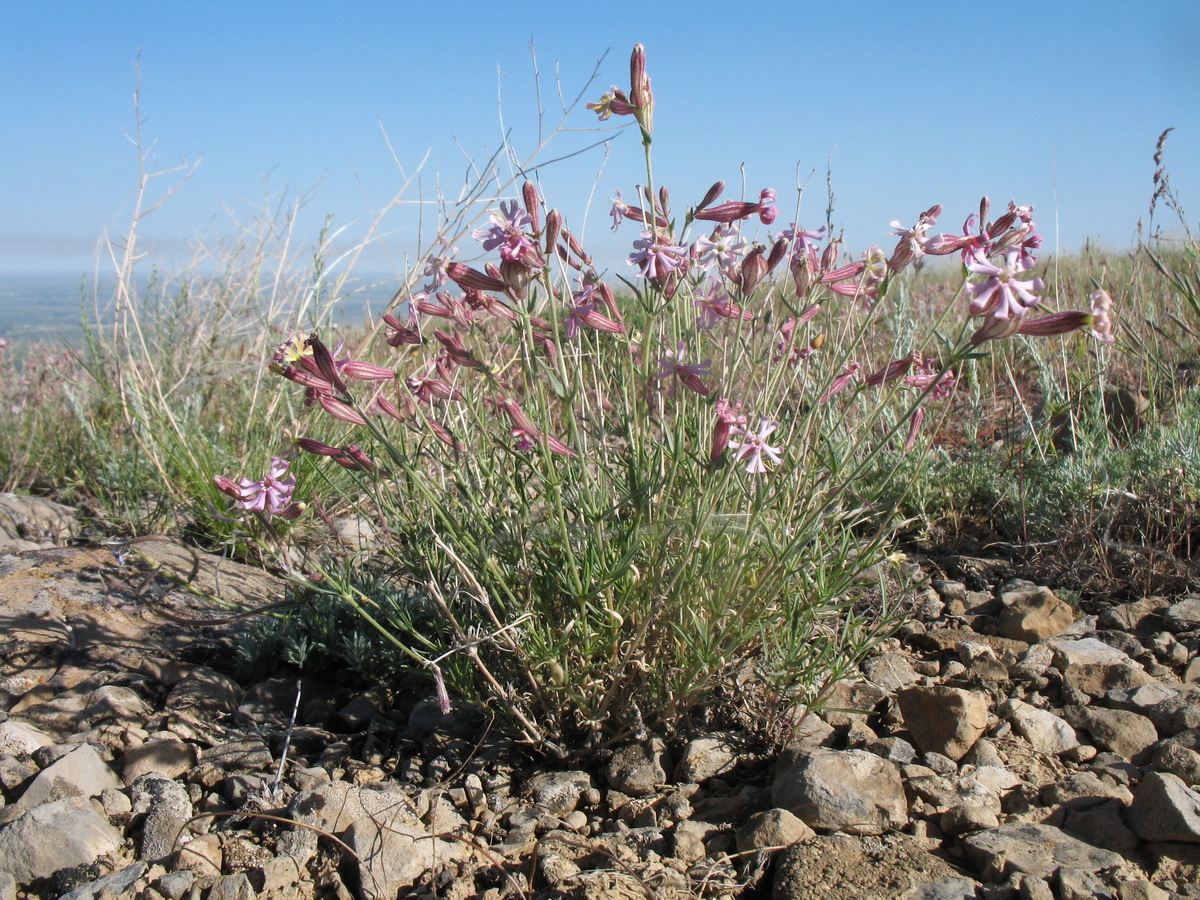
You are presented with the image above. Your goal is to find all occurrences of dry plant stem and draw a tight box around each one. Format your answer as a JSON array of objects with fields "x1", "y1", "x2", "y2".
[{"x1": 422, "y1": 573, "x2": 546, "y2": 745}]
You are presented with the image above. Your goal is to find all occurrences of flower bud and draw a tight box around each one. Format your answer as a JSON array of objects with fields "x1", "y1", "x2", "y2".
[
  {"x1": 697, "y1": 181, "x2": 725, "y2": 211},
  {"x1": 444, "y1": 262, "x2": 507, "y2": 293},
  {"x1": 630, "y1": 44, "x2": 653, "y2": 134},
  {"x1": 767, "y1": 236, "x2": 789, "y2": 271},
  {"x1": 738, "y1": 245, "x2": 769, "y2": 294},
  {"x1": 499, "y1": 259, "x2": 531, "y2": 300},
  {"x1": 522, "y1": 181, "x2": 541, "y2": 234},
  {"x1": 306, "y1": 335, "x2": 347, "y2": 395},
  {"x1": 544, "y1": 209, "x2": 563, "y2": 254}
]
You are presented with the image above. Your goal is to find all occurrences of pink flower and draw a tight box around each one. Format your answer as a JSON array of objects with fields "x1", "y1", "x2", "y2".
[
  {"x1": 819, "y1": 362, "x2": 861, "y2": 405},
  {"x1": 657, "y1": 342, "x2": 712, "y2": 396},
  {"x1": 472, "y1": 200, "x2": 542, "y2": 265},
  {"x1": 710, "y1": 397, "x2": 747, "y2": 461},
  {"x1": 887, "y1": 204, "x2": 940, "y2": 273},
  {"x1": 693, "y1": 280, "x2": 750, "y2": 329},
  {"x1": 214, "y1": 456, "x2": 301, "y2": 519},
  {"x1": 693, "y1": 224, "x2": 747, "y2": 273},
  {"x1": 382, "y1": 313, "x2": 421, "y2": 347},
  {"x1": 694, "y1": 188, "x2": 778, "y2": 225},
  {"x1": 729, "y1": 418, "x2": 784, "y2": 474},
  {"x1": 497, "y1": 397, "x2": 575, "y2": 457},
  {"x1": 628, "y1": 230, "x2": 687, "y2": 281},
  {"x1": 965, "y1": 248, "x2": 1044, "y2": 322},
  {"x1": 566, "y1": 284, "x2": 626, "y2": 339},
  {"x1": 1089, "y1": 289, "x2": 1115, "y2": 344}
]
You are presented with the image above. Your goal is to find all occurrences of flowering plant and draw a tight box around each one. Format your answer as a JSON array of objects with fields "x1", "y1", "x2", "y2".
[{"x1": 226, "y1": 45, "x2": 1112, "y2": 748}]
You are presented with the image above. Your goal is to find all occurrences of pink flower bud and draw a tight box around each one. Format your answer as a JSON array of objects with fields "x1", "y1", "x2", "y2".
[
  {"x1": 522, "y1": 181, "x2": 541, "y2": 234},
  {"x1": 306, "y1": 336, "x2": 347, "y2": 395},
  {"x1": 697, "y1": 181, "x2": 725, "y2": 211},
  {"x1": 544, "y1": 209, "x2": 563, "y2": 254},
  {"x1": 444, "y1": 262, "x2": 507, "y2": 293}
]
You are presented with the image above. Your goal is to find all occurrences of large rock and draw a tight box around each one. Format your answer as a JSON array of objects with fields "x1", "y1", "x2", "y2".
[
  {"x1": 1006, "y1": 699, "x2": 1078, "y2": 755},
  {"x1": 18, "y1": 742, "x2": 122, "y2": 808},
  {"x1": 960, "y1": 822, "x2": 1122, "y2": 881},
  {"x1": 1127, "y1": 771, "x2": 1200, "y2": 842},
  {"x1": 0, "y1": 796, "x2": 122, "y2": 883},
  {"x1": 1047, "y1": 638, "x2": 1131, "y2": 668},
  {"x1": 1152, "y1": 730, "x2": 1200, "y2": 786},
  {"x1": 1107, "y1": 683, "x2": 1200, "y2": 736},
  {"x1": 0, "y1": 493, "x2": 78, "y2": 551},
  {"x1": 861, "y1": 651, "x2": 922, "y2": 693},
  {"x1": 0, "y1": 720, "x2": 54, "y2": 756},
  {"x1": 1063, "y1": 661, "x2": 1152, "y2": 698},
  {"x1": 1063, "y1": 705, "x2": 1158, "y2": 762},
  {"x1": 344, "y1": 820, "x2": 469, "y2": 900},
  {"x1": 897, "y1": 686, "x2": 989, "y2": 761},
  {"x1": 995, "y1": 586, "x2": 1075, "y2": 643},
  {"x1": 289, "y1": 781, "x2": 422, "y2": 835},
  {"x1": 1163, "y1": 597, "x2": 1200, "y2": 633},
  {"x1": 771, "y1": 749, "x2": 907, "y2": 835}
]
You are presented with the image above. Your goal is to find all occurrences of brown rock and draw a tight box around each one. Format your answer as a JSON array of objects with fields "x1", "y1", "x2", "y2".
[
  {"x1": 995, "y1": 586, "x2": 1075, "y2": 643},
  {"x1": 897, "y1": 686, "x2": 990, "y2": 761},
  {"x1": 908, "y1": 628, "x2": 1028, "y2": 660},
  {"x1": 1064, "y1": 706, "x2": 1158, "y2": 763}
]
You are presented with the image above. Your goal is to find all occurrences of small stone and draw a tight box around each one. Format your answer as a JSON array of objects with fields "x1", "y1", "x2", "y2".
[
  {"x1": 171, "y1": 833, "x2": 222, "y2": 881},
  {"x1": 154, "y1": 869, "x2": 194, "y2": 900},
  {"x1": 897, "y1": 686, "x2": 990, "y2": 761},
  {"x1": 862, "y1": 651, "x2": 922, "y2": 693},
  {"x1": 1127, "y1": 770, "x2": 1200, "y2": 842},
  {"x1": 345, "y1": 820, "x2": 468, "y2": 900},
  {"x1": 165, "y1": 666, "x2": 243, "y2": 717},
  {"x1": 0, "y1": 720, "x2": 54, "y2": 756},
  {"x1": 771, "y1": 748, "x2": 907, "y2": 835},
  {"x1": 120, "y1": 739, "x2": 197, "y2": 786},
  {"x1": 1063, "y1": 706, "x2": 1158, "y2": 762},
  {"x1": 1047, "y1": 638, "x2": 1130, "y2": 668},
  {"x1": 1018, "y1": 874, "x2": 1055, "y2": 900},
  {"x1": 868, "y1": 737, "x2": 918, "y2": 765},
  {"x1": 1116, "y1": 880, "x2": 1171, "y2": 900},
  {"x1": 1163, "y1": 597, "x2": 1200, "y2": 633},
  {"x1": 605, "y1": 741, "x2": 666, "y2": 796},
  {"x1": 674, "y1": 735, "x2": 742, "y2": 783},
  {"x1": 1063, "y1": 800, "x2": 1139, "y2": 855},
  {"x1": 1057, "y1": 867, "x2": 1114, "y2": 900},
  {"x1": 1006, "y1": 699, "x2": 1078, "y2": 755},
  {"x1": 57, "y1": 861, "x2": 148, "y2": 900},
  {"x1": 1153, "y1": 732, "x2": 1200, "y2": 786},
  {"x1": 289, "y1": 781, "x2": 421, "y2": 835},
  {"x1": 209, "y1": 872, "x2": 256, "y2": 900},
  {"x1": 995, "y1": 586, "x2": 1075, "y2": 643},
  {"x1": 941, "y1": 804, "x2": 999, "y2": 836},
  {"x1": 822, "y1": 680, "x2": 887, "y2": 727},
  {"x1": 1042, "y1": 771, "x2": 1133, "y2": 808},
  {"x1": 736, "y1": 808, "x2": 815, "y2": 852},
  {"x1": 525, "y1": 770, "x2": 593, "y2": 818}
]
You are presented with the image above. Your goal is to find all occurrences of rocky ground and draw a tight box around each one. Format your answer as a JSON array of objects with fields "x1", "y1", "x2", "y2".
[{"x1": 1, "y1": 492, "x2": 1200, "y2": 900}]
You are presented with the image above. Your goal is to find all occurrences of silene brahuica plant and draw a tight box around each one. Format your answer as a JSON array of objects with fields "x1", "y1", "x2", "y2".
[{"x1": 214, "y1": 46, "x2": 1114, "y2": 751}]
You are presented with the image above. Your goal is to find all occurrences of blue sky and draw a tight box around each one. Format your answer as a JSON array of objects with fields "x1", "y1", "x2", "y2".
[{"x1": 3, "y1": 1, "x2": 1199, "y2": 280}]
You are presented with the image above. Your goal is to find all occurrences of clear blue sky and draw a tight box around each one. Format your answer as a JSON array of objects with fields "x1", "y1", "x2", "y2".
[{"x1": 3, "y1": 1, "x2": 1198, "y2": 279}]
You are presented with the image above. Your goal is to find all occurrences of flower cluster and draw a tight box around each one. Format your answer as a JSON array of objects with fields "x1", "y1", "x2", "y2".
[{"x1": 214, "y1": 456, "x2": 303, "y2": 519}]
